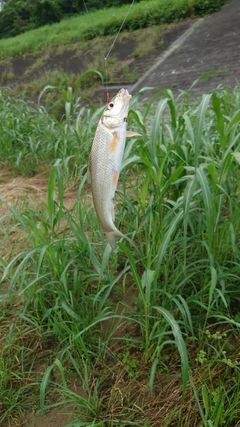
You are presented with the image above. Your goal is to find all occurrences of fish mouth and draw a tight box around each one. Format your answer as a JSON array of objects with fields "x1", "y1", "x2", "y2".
[
  {"x1": 118, "y1": 88, "x2": 132, "y2": 101},
  {"x1": 102, "y1": 87, "x2": 132, "y2": 125},
  {"x1": 109, "y1": 88, "x2": 132, "y2": 105}
]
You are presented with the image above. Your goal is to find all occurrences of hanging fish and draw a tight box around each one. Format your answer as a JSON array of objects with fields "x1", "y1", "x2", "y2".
[{"x1": 87, "y1": 88, "x2": 140, "y2": 249}]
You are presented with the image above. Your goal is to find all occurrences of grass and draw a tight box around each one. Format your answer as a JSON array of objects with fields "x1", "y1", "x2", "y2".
[
  {"x1": 1, "y1": 83, "x2": 240, "y2": 426},
  {"x1": 0, "y1": 0, "x2": 227, "y2": 59},
  {"x1": 0, "y1": 87, "x2": 98, "y2": 175},
  {"x1": 0, "y1": 29, "x2": 150, "y2": 103},
  {"x1": 0, "y1": 0, "x2": 228, "y2": 105},
  {"x1": 0, "y1": 26, "x2": 162, "y2": 104}
]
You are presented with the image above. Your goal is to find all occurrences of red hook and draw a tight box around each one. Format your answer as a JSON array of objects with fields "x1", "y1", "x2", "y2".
[{"x1": 106, "y1": 92, "x2": 111, "y2": 104}]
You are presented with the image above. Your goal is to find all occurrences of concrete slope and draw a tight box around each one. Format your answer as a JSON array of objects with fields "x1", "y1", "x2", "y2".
[{"x1": 131, "y1": 0, "x2": 240, "y2": 95}]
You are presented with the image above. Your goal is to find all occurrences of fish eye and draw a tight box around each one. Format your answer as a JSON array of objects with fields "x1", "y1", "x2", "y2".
[{"x1": 109, "y1": 102, "x2": 114, "y2": 108}]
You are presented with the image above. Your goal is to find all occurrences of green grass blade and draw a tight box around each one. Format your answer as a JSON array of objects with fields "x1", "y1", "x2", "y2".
[
  {"x1": 150, "y1": 97, "x2": 169, "y2": 166},
  {"x1": 194, "y1": 94, "x2": 211, "y2": 167},
  {"x1": 118, "y1": 242, "x2": 145, "y2": 303},
  {"x1": 155, "y1": 210, "x2": 184, "y2": 279},
  {"x1": 47, "y1": 167, "x2": 56, "y2": 231},
  {"x1": 40, "y1": 363, "x2": 55, "y2": 414},
  {"x1": 196, "y1": 167, "x2": 214, "y2": 251},
  {"x1": 226, "y1": 110, "x2": 240, "y2": 134},
  {"x1": 154, "y1": 306, "x2": 189, "y2": 395},
  {"x1": 207, "y1": 266, "x2": 217, "y2": 314},
  {"x1": 149, "y1": 359, "x2": 158, "y2": 397}
]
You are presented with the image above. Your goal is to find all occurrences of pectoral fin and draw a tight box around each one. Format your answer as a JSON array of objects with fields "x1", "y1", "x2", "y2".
[{"x1": 126, "y1": 131, "x2": 141, "y2": 137}]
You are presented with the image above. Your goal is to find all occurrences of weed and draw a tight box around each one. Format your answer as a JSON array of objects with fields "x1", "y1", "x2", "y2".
[
  {"x1": 129, "y1": 26, "x2": 164, "y2": 58},
  {"x1": 113, "y1": 63, "x2": 140, "y2": 83},
  {"x1": 1, "y1": 68, "x2": 15, "y2": 83},
  {"x1": 0, "y1": 0, "x2": 228, "y2": 59},
  {"x1": 1, "y1": 84, "x2": 240, "y2": 426},
  {"x1": 26, "y1": 50, "x2": 52, "y2": 73},
  {"x1": 0, "y1": 88, "x2": 96, "y2": 175},
  {"x1": 119, "y1": 350, "x2": 140, "y2": 378}
]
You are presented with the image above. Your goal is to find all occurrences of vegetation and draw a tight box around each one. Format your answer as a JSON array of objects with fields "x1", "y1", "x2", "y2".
[
  {"x1": 0, "y1": 25, "x2": 173, "y2": 105},
  {"x1": 0, "y1": 0, "x2": 228, "y2": 58},
  {"x1": 1, "y1": 82, "x2": 240, "y2": 426},
  {"x1": 0, "y1": 2, "x2": 236, "y2": 425},
  {"x1": 0, "y1": 87, "x2": 96, "y2": 175},
  {"x1": 0, "y1": 0, "x2": 142, "y2": 39}
]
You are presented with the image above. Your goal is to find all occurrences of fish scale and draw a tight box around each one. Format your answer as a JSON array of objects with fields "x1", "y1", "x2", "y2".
[{"x1": 88, "y1": 88, "x2": 140, "y2": 248}]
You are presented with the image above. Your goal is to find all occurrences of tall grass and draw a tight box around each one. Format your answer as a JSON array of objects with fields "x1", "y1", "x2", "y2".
[
  {"x1": 0, "y1": 0, "x2": 227, "y2": 59},
  {"x1": 1, "y1": 85, "x2": 240, "y2": 426},
  {"x1": 0, "y1": 88, "x2": 98, "y2": 176}
]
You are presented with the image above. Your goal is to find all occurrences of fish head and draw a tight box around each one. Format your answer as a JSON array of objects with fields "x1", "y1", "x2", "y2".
[{"x1": 102, "y1": 88, "x2": 132, "y2": 129}]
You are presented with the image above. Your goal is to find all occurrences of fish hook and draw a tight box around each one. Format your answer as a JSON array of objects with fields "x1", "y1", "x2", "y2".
[{"x1": 106, "y1": 92, "x2": 111, "y2": 104}]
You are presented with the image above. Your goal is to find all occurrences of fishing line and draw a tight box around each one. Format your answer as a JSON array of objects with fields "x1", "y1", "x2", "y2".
[
  {"x1": 104, "y1": 0, "x2": 135, "y2": 103},
  {"x1": 104, "y1": 0, "x2": 135, "y2": 61},
  {"x1": 83, "y1": 0, "x2": 136, "y2": 102}
]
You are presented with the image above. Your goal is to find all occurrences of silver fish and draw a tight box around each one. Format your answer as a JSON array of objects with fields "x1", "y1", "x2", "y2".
[{"x1": 88, "y1": 88, "x2": 140, "y2": 248}]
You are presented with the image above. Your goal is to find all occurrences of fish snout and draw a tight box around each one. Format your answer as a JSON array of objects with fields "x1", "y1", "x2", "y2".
[{"x1": 119, "y1": 88, "x2": 132, "y2": 101}]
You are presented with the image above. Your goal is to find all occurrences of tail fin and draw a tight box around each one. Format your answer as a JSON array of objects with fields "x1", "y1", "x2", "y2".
[
  {"x1": 106, "y1": 231, "x2": 117, "y2": 249},
  {"x1": 106, "y1": 230, "x2": 136, "y2": 250}
]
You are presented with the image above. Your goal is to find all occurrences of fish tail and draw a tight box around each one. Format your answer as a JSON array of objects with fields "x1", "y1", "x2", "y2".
[
  {"x1": 106, "y1": 231, "x2": 117, "y2": 249},
  {"x1": 106, "y1": 230, "x2": 136, "y2": 250}
]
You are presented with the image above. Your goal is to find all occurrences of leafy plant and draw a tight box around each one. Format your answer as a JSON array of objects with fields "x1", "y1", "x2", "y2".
[{"x1": 1, "y1": 84, "x2": 240, "y2": 426}]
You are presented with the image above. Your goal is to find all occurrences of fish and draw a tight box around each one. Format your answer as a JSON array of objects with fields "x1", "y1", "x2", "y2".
[{"x1": 88, "y1": 88, "x2": 140, "y2": 249}]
